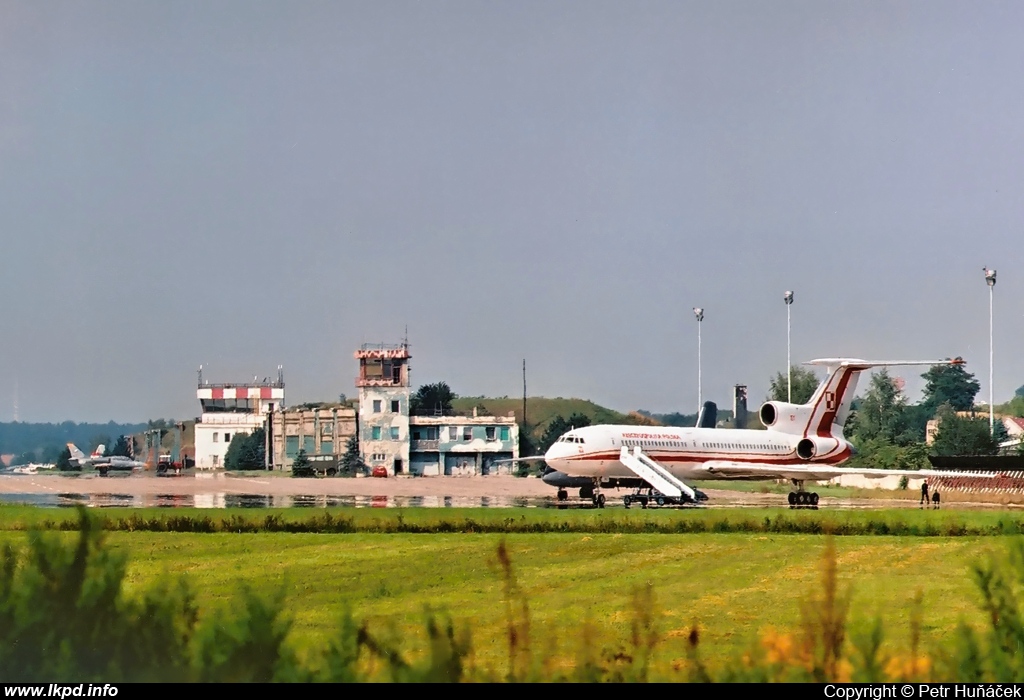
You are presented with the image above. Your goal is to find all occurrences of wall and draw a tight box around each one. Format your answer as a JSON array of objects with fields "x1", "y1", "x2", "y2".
[{"x1": 194, "y1": 414, "x2": 266, "y2": 470}]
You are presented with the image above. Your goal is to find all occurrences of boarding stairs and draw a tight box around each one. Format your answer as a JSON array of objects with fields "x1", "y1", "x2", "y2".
[{"x1": 618, "y1": 446, "x2": 697, "y2": 501}]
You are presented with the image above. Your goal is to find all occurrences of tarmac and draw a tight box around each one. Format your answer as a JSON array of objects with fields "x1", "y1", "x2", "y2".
[{"x1": 1, "y1": 471, "x2": 1020, "y2": 510}]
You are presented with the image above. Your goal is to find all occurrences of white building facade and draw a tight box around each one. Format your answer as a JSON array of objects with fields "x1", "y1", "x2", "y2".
[{"x1": 194, "y1": 375, "x2": 284, "y2": 470}]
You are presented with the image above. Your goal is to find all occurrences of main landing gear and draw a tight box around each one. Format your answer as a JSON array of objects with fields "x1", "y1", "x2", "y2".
[
  {"x1": 579, "y1": 480, "x2": 606, "y2": 508},
  {"x1": 788, "y1": 481, "x2": 819, "y2": 508}
]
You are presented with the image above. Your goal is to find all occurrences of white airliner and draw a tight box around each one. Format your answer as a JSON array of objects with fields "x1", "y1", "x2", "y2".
[{"x1": 538, "y1": 358, "x2": 996, "y2": 508}]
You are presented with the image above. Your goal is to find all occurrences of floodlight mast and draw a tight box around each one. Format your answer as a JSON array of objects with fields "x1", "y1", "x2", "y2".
[
  {"x1": 693, "y1": 307, "x2": 704, "y2": 413},
  {"x1": 784, "y1": 291, "x2": 794, "y2": 402},
  {"x1": 984, "y1": 267, "x2": 996, "y2": 435}
]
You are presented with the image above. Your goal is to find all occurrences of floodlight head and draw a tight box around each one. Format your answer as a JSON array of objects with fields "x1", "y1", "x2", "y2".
[
  {"x1": 984, "y1": 267, "x2": 997, "y2": 286},
  {"x1": 784, "y1": 291, "x2": 794, "y2": 304},
  {"x1": 693, "y1": 307, "x2": 704, "y2": 321}
]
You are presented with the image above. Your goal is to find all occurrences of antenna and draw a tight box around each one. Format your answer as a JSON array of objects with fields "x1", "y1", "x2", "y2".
[{"x1": 12, "y1": 378, "x2": 18, "y2": 423}]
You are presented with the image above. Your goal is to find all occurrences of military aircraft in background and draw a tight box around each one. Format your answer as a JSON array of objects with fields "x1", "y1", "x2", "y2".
[{"x1": 67, "y1": 443, "x2": 147, "y2": 475}]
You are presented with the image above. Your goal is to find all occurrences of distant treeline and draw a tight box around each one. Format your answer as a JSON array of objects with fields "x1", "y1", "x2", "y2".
[
  {"x1": 0, "y1": 421, "x2": 149, "y2": 463},
  {"x1": 636, "y1": 409, "x2": 735, "y2": 427}
]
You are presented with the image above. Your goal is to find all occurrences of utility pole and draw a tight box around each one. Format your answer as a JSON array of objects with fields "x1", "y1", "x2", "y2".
[{"x1": 522, "y1": 359, "x2": 527, "y2": 429}]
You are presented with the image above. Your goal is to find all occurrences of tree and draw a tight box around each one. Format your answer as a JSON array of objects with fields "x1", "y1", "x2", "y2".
[
  {"x1": 930, "y1": 404, "x2": 1000, "y2": 456},
  {"x1": 410, "y1": 383, "x2": 457, "y2": 414},
  {"x1": 767, "y1": 367, "x2": 819, "y2": 404},
  {"x1": 339, "y1": 436, "x2": 366, "y2": 476},
  {"x1": 538, "y1": 413, "x2": 592, "y2": 455},
  {"x1": 849, "y1": 369, "x2": 919, "y2": 445},
  {"x1": 920, "y1": 363, "x2": 980, "y2": 416},
  {"x1": 110, "y1": 435, "x2": 132, "y2": 458},
  {"x1": 55, "y1": 446, "x2": 75, "y2": 472},
  {"x1": 291, "y1": 449, "x2": 313, "y2": 477},
  {"x1": 224, "y1": 429, "x2": 266, "y2": 470}
]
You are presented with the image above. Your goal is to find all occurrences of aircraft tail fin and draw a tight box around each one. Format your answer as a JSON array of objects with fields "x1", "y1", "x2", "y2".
[
  {"x1": 762, "y1": 357, "x2": 964, "y2": 438},
  {"x1": 66, "y1": 443, "x2": 86, "y2": 464},
  {"x1": 696, "y1": 401, "x2": 717, "y2": 429}
]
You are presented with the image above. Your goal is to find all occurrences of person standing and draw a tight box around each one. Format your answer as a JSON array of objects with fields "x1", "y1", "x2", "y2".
[{"x1": 920, "y1": 481, "x2": 929, "y2": 506}]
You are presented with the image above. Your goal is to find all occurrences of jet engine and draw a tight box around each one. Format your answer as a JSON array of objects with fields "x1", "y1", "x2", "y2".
[
  {"x1": 758, "y1": 401, "x2": 812, "y2": 434},
  {"x1": 795, "y1": 436, "x2": 843, "y2": 460}
]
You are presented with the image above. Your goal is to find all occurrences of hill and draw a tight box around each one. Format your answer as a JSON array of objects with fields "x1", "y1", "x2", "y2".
[{"x1": 450, "y1": 396, "x2": 659, "y2": 435}]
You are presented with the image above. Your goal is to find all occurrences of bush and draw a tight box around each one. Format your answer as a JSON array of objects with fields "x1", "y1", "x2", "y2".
[{"x1": 14, "y1": 508, "x2": 1024, "y2": 681}]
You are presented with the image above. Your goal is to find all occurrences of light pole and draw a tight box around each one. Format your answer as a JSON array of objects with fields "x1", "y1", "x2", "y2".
[
  {"x1": 984, "y1": 267, "x2": 996, "y2": 435},
  {"x1": 784, "y1": 291, "x2": 794, "y2": 402},
  {"x1": 693, "y1": 307, "x2": 704, "y2": 412}
]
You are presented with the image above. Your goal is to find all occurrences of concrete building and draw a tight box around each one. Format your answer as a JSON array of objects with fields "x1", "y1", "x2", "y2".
[
  {"x1": 354, "y1": 341, "x2": 520, "y2": 475},
  {"x1": 356, "y1": 343, "x2": 411, "y2": 475},
  {"x1": 268, "y1": 404, "x2": 357, "y2": 472},
  {"x1": 409, "y1": 412, "x2": 519, "y2": 475},
  {"x1": 193, "y1": 369, "x2": 284, "y2": 470}
]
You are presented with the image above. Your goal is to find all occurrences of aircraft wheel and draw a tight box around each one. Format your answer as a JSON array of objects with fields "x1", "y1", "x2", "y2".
[
  {"x1": 810, "y1": 493, "x2": 819, "y2": 506},
  {"x1": 656, "y1": 496, "x2": 665, "y2": 507},
  {"x1": 557, "y1": 489, "x2": 568, "y2": 502},
  {"x1": 787, "y1": 492, "x2": 797, "y2": 506},
  {"x1": 597, "y1": 493, "x2": 606, "y2": 508},
  {"x1": 623, "y1": 496, "x2": 632, "y2": 508}
]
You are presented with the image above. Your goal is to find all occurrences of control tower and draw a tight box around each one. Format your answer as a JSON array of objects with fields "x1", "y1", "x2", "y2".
[
  {"x1": 356, "y1": 342, "x2": 410, "y2": 475},
  {"x1": 194, "y1": 367, "x2": 284, "y2": 470}
]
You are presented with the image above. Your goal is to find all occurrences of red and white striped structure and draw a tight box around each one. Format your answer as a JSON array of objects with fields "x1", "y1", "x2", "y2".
[
  {"x1": 931, "y1": 471, "x2": 1024, "y2": 494},
  {"x1": 197, "y1": 386, "x2": 284, "y2": 401},
  {"x1": 195, "y1": 380, "x2": 285, "y2": 470}
]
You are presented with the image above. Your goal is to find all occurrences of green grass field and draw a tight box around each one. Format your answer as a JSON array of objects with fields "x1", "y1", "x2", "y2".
[{"x1": 0, "y1": 505, "x2": 1012, "y2": 677}]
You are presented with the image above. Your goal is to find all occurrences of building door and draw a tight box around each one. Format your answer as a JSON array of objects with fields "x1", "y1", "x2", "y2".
[{"x1": 394, "y1": 459, "x2": 403, "y2": 475}]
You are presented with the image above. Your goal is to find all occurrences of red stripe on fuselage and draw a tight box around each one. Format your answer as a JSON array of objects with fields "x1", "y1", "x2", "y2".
[{"x1": 558, "y1": 450, "x2": 848, "y2": 466}]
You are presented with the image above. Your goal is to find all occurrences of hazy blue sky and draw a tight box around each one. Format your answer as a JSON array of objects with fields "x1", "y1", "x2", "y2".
[{"x1": 2, "y1": 1, "x2": 1023, "y2": 423}]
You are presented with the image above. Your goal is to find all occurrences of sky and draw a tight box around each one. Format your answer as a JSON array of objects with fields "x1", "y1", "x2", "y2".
[{"x1": 2, "y1": 1, "x2": 1024, "y2": 423}]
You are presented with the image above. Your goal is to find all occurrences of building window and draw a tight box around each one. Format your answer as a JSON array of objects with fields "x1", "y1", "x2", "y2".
[
  {"x1": 212, "y1": 455, "x2": 219, "y2": 466},
  {"x1": 224, "y1": 433, "x2": 231, "y2": 443},
  {"x1": 427, "y1": 426, "x2": 439, "y2": 440},
  {"x1": 390, "y1": 426, "x2": 399, "y2": 440},
  {"x1": 486, "y1": 427, "x2": 496, "y2": 441},
  {"x1": 373, "y1": 400, "x2": 381, "y2": 413},
  {"x1": 212, "y1": 433, "x2": 218, "y2": 443},
  {"x1": 372, "y1": 426, "x2": 381, "y2": 440},
  {"x1": 371, "y1": 453, "x2": 386, "y2": 462},
  {"x1": 391, "y1": 400, "x2": 400, "y2": 413},
  {"x1": 500, "y1": 426, "x2": 510, "y2": 441},
  {"x1": 463, "y1": 427, "x2": 472, "y2": 441}
]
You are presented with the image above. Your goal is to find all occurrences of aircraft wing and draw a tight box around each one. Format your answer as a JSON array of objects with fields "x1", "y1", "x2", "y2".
[
  {"x1": 488, "y1": 456, "x2": 548, "y2": 465},
  {"x1": 699, "y1": 461, "x2": 1001, "y2": 483}
]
